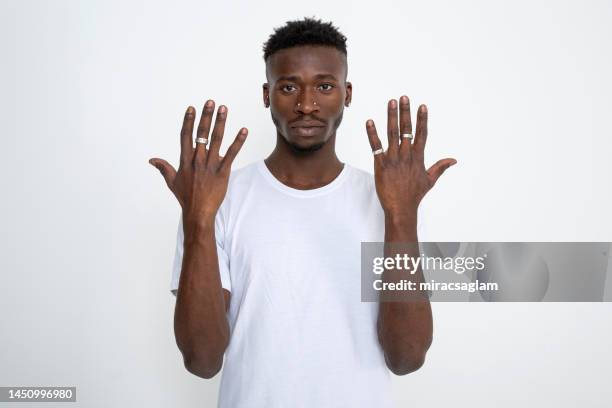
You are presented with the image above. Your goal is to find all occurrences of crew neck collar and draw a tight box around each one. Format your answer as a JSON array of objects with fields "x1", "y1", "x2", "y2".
[{"x1": 256, "y1": 160, "x2": 351, "y2": 198}]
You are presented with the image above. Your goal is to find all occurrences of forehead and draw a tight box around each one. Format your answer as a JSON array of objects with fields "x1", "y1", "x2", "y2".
[{"x1": 266, "y1": 45, "x2": 347, "y2": 81}]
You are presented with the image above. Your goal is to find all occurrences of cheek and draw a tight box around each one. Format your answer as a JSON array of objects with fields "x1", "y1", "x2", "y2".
[
  {"x1": 270, "y1": 103, "x2": 291, "y2": 120},
  {"x1": 325, "y1": 92, "x2": 344, "y2": 108},
  {"x1": 271, "y1": 97, "x2": 296, "y2": 115},
  {"x1": 322, "y1": 98, "x2": 344, "y2": 120},
  {"x1": 270, "y1": 104, "x2": 295, "y2": 129}
]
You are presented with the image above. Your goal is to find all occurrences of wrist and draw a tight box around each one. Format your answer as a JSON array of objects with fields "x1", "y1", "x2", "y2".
[
  {"x1": 384, "y1": 209, "x2": 418, "y2": 242},
  {"x1": 384, "y1": 208, "x2": 418, "y2": 224},
  {"x1": 183, "y1": 214, "x2": 216, "y2": 243}
]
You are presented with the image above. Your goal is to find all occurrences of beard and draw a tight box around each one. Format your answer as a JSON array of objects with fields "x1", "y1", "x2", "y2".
[
  {"x1": 270, "y1": 110, "x2": 344, "y2": 155},
  {"x1": 287, "y1": 140, "x2": 326, "y2": 154}
]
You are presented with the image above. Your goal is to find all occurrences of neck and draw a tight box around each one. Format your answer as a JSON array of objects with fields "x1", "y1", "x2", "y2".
[{"x1": 264, "y1": 131, "x2": 344, "y2": 190}]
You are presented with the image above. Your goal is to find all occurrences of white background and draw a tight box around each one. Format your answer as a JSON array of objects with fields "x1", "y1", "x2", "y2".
[{"x1": 1, "y1": 0, "x2": 611, "y2": 406}]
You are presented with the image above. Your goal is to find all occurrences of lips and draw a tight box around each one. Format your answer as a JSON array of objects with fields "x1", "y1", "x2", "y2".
[
  {"x1": 290, "y1": 120, "x2": 325, "y2": 128},
  {"x1": 291, "y1": 126, "x2": 325, "y2": 137}
]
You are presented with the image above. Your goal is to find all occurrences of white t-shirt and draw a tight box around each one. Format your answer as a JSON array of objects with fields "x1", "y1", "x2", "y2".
[{"x1": 171, "y1": 160, "x2": 425, "y2": 408}]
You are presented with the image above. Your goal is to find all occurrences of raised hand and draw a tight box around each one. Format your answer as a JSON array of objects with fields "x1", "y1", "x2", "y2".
[
  {"x1": 366, "y1": 96, "x2": 456, "y2": 217},
  {"x1": 149, "y1": 100, "x2": 248, "y2": 224}
]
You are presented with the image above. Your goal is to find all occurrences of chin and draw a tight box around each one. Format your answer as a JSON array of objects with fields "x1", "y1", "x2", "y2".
[{"x1": 287, "y1": 139, "x2": 326, "y2": 153}]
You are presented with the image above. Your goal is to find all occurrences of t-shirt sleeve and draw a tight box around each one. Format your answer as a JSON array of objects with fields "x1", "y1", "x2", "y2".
[{"x1": 170, "y1": 213, "x2": 232, "y2": 297}]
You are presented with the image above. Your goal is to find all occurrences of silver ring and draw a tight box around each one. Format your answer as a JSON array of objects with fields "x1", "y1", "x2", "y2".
[
  {"x1": 401, "y1": 133, "x2": 413, "y2": 140},
  {"x1": 372, "y1": 148, "x2": 384, "y2": 156},
  {"x1": 195, "y1": 137, "x2": 208, "y2": 145}
]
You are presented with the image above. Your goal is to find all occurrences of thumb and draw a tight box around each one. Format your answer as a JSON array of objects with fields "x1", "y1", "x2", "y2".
[
  {"x1": 149, "y1": 158, "x2": 177, "y2": 190},
  {"x1": 426, "y1": 158, "x2": 457, "y2": 186}
]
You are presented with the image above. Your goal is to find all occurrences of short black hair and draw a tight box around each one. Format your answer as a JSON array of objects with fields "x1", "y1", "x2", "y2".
[{"x1": 262, "y1": 17, "x2": 347, "y2": 61}]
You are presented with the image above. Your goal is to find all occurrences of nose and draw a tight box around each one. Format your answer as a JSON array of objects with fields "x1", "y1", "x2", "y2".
[{"x1": 294, "y1": 88, "x2": 320, "y2": 115}]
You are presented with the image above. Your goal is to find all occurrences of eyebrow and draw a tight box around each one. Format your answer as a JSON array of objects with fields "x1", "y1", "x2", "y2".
[{"x1": 277, "y1": 74, "x2": 339, "y2": 82}]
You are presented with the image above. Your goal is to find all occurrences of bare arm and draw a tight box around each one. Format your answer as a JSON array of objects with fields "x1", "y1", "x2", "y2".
[
  {"x1": 174, "y1": 219, "x2": 230, "y2": 378},
  {"x1": 150, "y1": 100, "x2": 248, "y2": 378},
  {"x1": 378, "y1": 211, "x2": 432, "y2": 375},
  {"x1": 365, "y1": 96, "x2": 456, "y2": 375}
]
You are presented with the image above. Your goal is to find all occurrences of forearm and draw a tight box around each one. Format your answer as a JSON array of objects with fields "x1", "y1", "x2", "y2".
[
  {"x1": 377, "y1": 210, "x2": 433, "y2": 375},
  {"x1": 174, "y1": 218, "x2": 229, "y2": 378}
]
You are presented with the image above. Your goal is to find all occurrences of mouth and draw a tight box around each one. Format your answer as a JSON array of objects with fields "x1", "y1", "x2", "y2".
[
  {"x1": 290, "y1": 120, "x2": 326, "y2": 128},
  {"x1": 290, "y1": 126, "x2": 325, "y2": 137}
]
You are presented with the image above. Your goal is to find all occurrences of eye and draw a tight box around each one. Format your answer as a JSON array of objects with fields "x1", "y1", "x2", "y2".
[
  {"x1": 281, "y1": 84, "x2": 297, "y2": 93},
  {"x1": 318, "y1": 83, "x2": 334, "y2": 91}
]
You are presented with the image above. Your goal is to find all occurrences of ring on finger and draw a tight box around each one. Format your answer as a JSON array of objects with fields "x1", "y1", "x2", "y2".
[
  {"x1": 401, "y1": 133, "x2": 413, "y2": 140},
  {"x1": 195, "y1": 137, "x2": 208, "y2": 145},
  {"x1": 372, "y1": 148, "x2": 384, "y2": 156}
]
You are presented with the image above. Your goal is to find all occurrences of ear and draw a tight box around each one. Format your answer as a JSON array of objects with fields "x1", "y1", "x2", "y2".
[
  {"x1": 344, "y1": 82, "x2": 352, "y2": 107},
  {"x1": 262, "y1": 83, "x2": 270, "y2": 108}
]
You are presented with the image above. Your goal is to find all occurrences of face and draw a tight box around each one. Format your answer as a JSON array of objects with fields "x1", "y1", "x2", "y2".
[{"x1": 263, "y1": 46, "x2": 352, "y2": 152}]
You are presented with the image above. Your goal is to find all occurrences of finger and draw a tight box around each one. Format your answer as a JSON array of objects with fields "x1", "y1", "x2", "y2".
[
  {"x1": 220, "y1": 128, "x2": 248, "y2": 172},
  {"x1": 387, "y1": 99, "x2": 399, "y2": 156},
  {"x1": 149, "y1": 158, "x2": 177, "y2": 190},
  {"x1": 180, "y1": 106, "x2": 195, "y2": 166},
  {"x1": 399, "y1": 95, "x2": 413, "y2": 155},
  {"x1": 366, "y1": 119, "x2": 384, "y2": 166},
  {"x1": 195, "y1": 100, "x2": 215, "y2": 164},
  {"x1": 426, "y1": 158, "x2": 457, "y2": 186},
  {"x1": 413, "y1": 104, "x2": 428, "y2": 163},
  {"x1": 207, "y1": 105, "x2": 227, "y2": 165}
]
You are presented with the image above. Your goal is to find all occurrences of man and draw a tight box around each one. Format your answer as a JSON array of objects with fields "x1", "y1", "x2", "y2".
[{"x1": 150, "y1": 17, "x2": 456, "y2": 408}]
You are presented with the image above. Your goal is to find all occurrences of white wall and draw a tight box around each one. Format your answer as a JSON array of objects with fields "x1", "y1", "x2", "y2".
[{"x1": 1, "y1": 0, "x2": 611, "y2": 406}]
